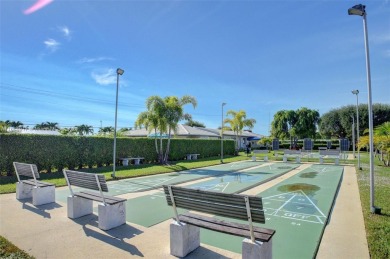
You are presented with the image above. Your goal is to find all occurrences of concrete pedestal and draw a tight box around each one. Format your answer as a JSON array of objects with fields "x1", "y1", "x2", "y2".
[
  {"x1": 264, "y1": 156, "x2": 268, "y2": 162},
  {"x1": 252, "y1": 156, "x2": 256, "y2": 161},
  {"x1": 296, "y1": 157, "x2": 301, "y2": 163},
  {"x1": 170, "y1": 221, "x2": 200, "y2": 257},
  {"x1": 32, "y1": 185, "x2": 55, "y2": 206},
  {"x1": 16, "y1": 182, "x2": 33, "y2": 200},
  {"x1": 283, "y1": 156, "x2": 287, "y2": 163},
  {"x1": 319, "y1": 157, "x2": 324, "y2": 164},
  {"x1": 67, "y1": 196, "x2": 93, "y2": 219},
  {"x1": 122, "y1": 159, "x2": 129, "y2": 166},
  {"x1": 98, "y1": 202, "x2": 126, "y2": 230},
  {"x1": 335, "y1": 158, "x2": 339, "y2": 165},
  {"x1": 242, "y1": 238, "x2": 272, "y2": 259}
]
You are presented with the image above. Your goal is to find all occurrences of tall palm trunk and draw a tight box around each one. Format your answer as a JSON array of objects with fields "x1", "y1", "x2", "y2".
[{"x1": 164, "y1": 127, "x2": 172, "y2": 164}]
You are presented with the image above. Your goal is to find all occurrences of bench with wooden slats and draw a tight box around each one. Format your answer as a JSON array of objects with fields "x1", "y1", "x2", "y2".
[
  {"x1": 63, "y1": 169, "x2": 127, "y2": 230},
  {"x1": 63, "y1": 170, "x2": 125, "y2": 205},
  {"x1": 13, "y1": 162, "x2": 56, "y2": 206},
  {"x1": 163, "y1": 185, "x2": 275, "y2": 243}
]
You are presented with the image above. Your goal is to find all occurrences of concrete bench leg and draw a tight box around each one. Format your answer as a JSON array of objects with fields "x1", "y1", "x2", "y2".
[
  {"x1": 67, "y1": 196, "x2": 93, "y2": 219},
  {"x1": 186, "y1": 154, "x2": 192, "y2": 160},
  {"x1": 122, "y1": 159, "x2": 129, "y2": 166},
  {"x1": 296, "y1": 157, "x2": 301, "y2": 163},
  {"x1": 242, "y1": 238, "x2": 272, "y2": 259},
  {"x1": 134, "y1": 159, "x2": 140, "y2": 165},
  {"x1": 16, "y1": 182, "x2": 33, "y2": 200},
  {"x1": 252, "y1": 156, "x2": 256, "y2": 161},
  {"x1": 98, "y1": 202, "x2": 126, "y2": 230},
  {"x1": 335, "y1": 158, "x2": 339, "y2": 165},
  {"x1": 319, "y1": 157, "x2": 324, "y2": 164},
  {"x1": 32, "y1": 186, "x2": 55, "y2": 206},
  {"x1": 193, "y1": 154, "x2": 198, "y2": 160},
  {"x1": 264, "y1": 156, "x2": 268, "y2": 162},
  {"x1": 170, "y1": 221, "x2": 200, "y2": 257},
  {"x1": 283, "y1": 156, "x2": 287, "y2": 163}
]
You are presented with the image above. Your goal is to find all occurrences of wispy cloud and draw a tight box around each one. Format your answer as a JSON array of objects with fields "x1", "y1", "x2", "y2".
[
  {"x1": 78, "y1": 57, "x2": 114, "y2": 64},
  {"x1": 44, "y1": 38, "x2": 60, "y2": 52},
  {"x1": 59, "y1": 26, "x2": 72, "y2": 40},
  {"x1": 91, "y1": 69, "x2": 116, "y2": 85}
]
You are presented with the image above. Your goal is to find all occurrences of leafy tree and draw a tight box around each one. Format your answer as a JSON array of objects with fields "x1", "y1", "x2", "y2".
[
  {"x1": 224, "y1": 110, "x2": 256, "y2": 150},
  {"x1": 184, "y1": 120, "x2": 206, "y2": 128},
  {"x1": 294, "y1": 108, "x2": 320, "y2": 138},
  {"x1": 74, "y1": 124, "x2": 94, "y2": 136},
  {"x1": 0, "y1": 121, "x2": 9, "y2": 133},
  {"x1": 135, "y1": 95, "x2": 197, "y2": 164},
  {"x1": 271, "y1": 110, "x2": 294, "y2": 139},
  {"x1": 319, "y1": 104, "x2": 390, "y2": 139},
  {"x1": 33, "y1": 122, "x2": 60, "y2": 130},
  {"x1": 98, "y1": 126, "x2": 114, "y2": 135},
  {"x1": 60, "y1": 128, "x2": 77, "y2": 135}
]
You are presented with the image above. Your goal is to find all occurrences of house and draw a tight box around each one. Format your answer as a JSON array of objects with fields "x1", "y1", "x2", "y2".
[{"x1": 123, "y1": 124, "x2": 264, "y2": 149}]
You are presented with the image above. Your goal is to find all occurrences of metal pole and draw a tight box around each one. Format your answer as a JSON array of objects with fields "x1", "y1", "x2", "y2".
[
  {"x1": 112, "y1": 73, "x2": 120, "y2": 178},
  {"x1": 351, "y1": 116, "x2": 355, "y2": 158},
  {"x1": 356, "y1": 93, "x2": 361, "y2": 169},
  {"x1": 362, "y1": 13, "x2": 378, "y2": 213},
  {"x1": 221, "y1": 103, "x2": 226, "y2": 163}
]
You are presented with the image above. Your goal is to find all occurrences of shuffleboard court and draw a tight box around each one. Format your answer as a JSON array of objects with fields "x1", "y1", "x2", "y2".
[
  {"x1": 55, "y1": 160, "x2": 263, "y2": 204},
  {"x1": 185, "y1": 163, "x2": 300, "y2": 194},
  {"x1": 200, "y1": 164, "x2": 344, "y2": 259}
]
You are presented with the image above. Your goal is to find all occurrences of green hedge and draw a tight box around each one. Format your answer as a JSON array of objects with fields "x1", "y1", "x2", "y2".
[{"x1": 0, "y1": 134, "x2": 235, "y2": 174}]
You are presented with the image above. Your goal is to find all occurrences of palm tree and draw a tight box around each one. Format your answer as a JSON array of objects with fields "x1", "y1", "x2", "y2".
[
  {"x1": 33, "y1": 122, "x2": 59, "y2": 130},
  {"x1": 224, "y1": 110, "x2": 256, "y2": 151},
  {"x1": 75, "y1": 124, "x2": 94, "y2": 136},
  {"x1": 98, "y1": 126, "x2": 114, "y2": 135},
  {"x1": 135, "y1": 95, "x2": 197, "y2": 164}
]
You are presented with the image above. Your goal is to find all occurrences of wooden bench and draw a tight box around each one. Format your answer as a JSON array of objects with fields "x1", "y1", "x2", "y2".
[
  {"x1": 63, "y1": 169, "x2": 127, "y2": 230},
  {"x1": 283, "y1": 149, "x2": 302, "y2": 163},
  {"x1": 186, "y1": 153, "x2": 200, "y2": 160},
  {"x1": 252, "y1": 150, "x2": 269, "y2": 162},
  {"x1": 319, "y1": 149, "x2": 340, "y2": 165},
  {"x1": 119, "y1": 157, "x2": 145, "y2": 166},
  {"x1": 13, "y1": 162, "x2": 55, "y2": 206},
  {"x1": 163, "y1": 185, "x2": 275, "y2": 258}
]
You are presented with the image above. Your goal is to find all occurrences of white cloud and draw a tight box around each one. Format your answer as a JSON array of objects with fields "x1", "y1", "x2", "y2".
[
  {"x1": 59, "y1": 26, "x2": 72, "y2": 40},
  {"x1": 44, "y1": 38, "x2": 60, "y2": 52},
  {"x1": 78, "y1": 57, "x2": 114, "y2": 64},
  {"x1": 91, "y1": 69, "x2": 116, "y2": 85}
]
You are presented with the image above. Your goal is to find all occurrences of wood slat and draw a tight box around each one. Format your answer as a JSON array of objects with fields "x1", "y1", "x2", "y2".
[
  {"x1": 13, "y1": 162, "x2": 40, "y2": 179},
  {"x1": 21, "y1": 180, "x2": 54, "y2": 187},
  {"x1": 64, "y1": 170, "x2": 108, "y2": 192},
  {"x1": 75, "y1": 191, "x2": 126, "y2": 205}
]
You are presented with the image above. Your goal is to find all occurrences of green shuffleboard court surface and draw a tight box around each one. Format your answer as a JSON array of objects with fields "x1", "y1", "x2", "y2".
[
  {"x1": 200, "y1": 164, "x2": 344, "y2": 259},
  {"x1": 55, "y1": 160, "x2": 263, "y2": 203}
]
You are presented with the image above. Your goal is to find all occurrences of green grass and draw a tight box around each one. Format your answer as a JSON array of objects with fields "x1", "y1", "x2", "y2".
[
  {"x1": 0, "y1": 236, "x2": 34, "y2": 259},
  {"x1": 0, "y1": 155, "x2": 249, "y2": 194},
  {"x1": 356, "y1": 152, "x2": 390, "y2": 259}
]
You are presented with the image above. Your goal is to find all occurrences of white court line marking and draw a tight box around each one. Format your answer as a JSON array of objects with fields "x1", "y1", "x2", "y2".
[
  {"x1": 272, "y1": 193, "x2": 297, "y2": 216},
  {"x1": 221, "y1": 182, "x2": 230, "y2": 193}
]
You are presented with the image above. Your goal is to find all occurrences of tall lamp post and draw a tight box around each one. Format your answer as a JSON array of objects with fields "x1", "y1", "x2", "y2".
[
  {"x1": 352, "y1": 89, "x2": 361, "y2": 169},
  {"x1": 221, "y1": 102, "x2": 226, "y2": 163},
  {"x1": 351, "y1": 115, "x2": 355, "y2": 159},
  {"x1": 348, "y1": 4, "x2": 380, "y2": 214},
  {"x1": 112, "y1": 68, "x2": 124, "y2": 178}
]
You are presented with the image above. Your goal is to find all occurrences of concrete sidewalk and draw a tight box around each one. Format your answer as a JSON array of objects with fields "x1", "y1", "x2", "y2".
[{"x1": 0, "y1": 165, "x2": 369, "y2": 258}]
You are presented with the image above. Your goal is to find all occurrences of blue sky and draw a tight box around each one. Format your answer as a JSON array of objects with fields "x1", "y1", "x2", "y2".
[{"x1": 1, "y1": 0, "x2": 389, "y2": 135}]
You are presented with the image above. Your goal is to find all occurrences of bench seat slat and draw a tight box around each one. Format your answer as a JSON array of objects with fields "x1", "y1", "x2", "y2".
[
  {"x1": 21, "y1": 179, "x2": 54, "y2": 187},
  {"x1": 64, "y1": 170, "x2": 108, "y2": 192},
  {"x1": 74, "y1": 191, "x2": 126, "y2": 205},
  {"x1": 178, "y1": 214, "x2": 272, "y2": 242}
]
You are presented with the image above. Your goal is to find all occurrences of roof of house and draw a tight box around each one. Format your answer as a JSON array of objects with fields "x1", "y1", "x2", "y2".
[{"x1": 124, "y1": 124, "x2": 264, "y2": 139}]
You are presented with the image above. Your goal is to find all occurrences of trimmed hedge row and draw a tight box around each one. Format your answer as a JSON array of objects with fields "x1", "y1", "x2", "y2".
[{"x1": 0, "y1": 134, "x2": 235, "y2": 174}]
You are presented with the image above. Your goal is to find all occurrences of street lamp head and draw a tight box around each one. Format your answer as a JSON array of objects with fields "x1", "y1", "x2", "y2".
[
  {"x1": 348, "y1": 4, "x2": 365, "y2": 16},
  {"x1": 222, "y1": 102, "x2": 226, "y2": 106},
  {"x1": 352, "y1": 89, "x2": 359, "y2": 95},
  {"x1": 116, "y1": 68, "x2": 124, "y2": 75}
]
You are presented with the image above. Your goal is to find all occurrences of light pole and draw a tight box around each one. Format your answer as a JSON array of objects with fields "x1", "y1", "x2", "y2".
[
  {"x1": 221, "y1": 102, "x2": 226, "y2": 163},
  {"x1": 112, "y1": 68, "x2": 124, "y2": 178},
  {"x1": 348, "y1": 4, "x2": 380, "y2": 214},
  {"x1": 352, "y1": 89, "x2": 361, "y2": 169},
  {"x1": 351, "y1": 115, "x2": 355, "y2": 159}
]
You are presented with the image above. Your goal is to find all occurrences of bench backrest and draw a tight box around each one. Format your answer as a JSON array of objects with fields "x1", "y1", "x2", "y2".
[
  {"x1": 320, "y1": 149, "x2": 340, "y2": 156},
  {"x1": 63, "y1": 170, "x2": 108, "y2": 192},
  {"x1": 13, "y1": 162, "x2": 40, "y2": 183},
  {"x1": 253, "y1": 150, "x2": 268, "y2": 154},
  {"x1": 163, "y1": 185, "x2": 265, "y2": 223}
]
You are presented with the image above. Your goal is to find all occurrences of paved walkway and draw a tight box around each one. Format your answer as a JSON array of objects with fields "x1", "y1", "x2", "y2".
[{"x1": 0, "y1": 163, "x2": 369, "y2": 258}]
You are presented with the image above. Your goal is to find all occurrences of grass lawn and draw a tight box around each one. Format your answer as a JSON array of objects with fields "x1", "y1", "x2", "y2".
[
  {"x1": 0, "y1": 236, "x2": 34, "y2": 259},
  {"x1": 356, "y1": 152, "x2": 390, "y2": 259}
]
